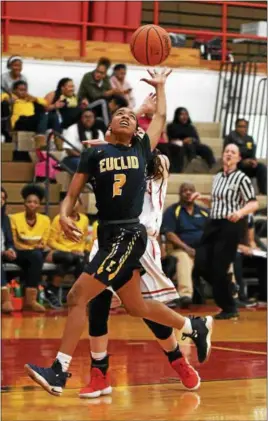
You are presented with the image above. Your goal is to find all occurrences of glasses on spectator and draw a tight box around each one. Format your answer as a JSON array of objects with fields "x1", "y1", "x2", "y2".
[
  {"x1": 237, "y1": 124, "x2": 247, "y2": 128},
  {"x1": 95, "y1": 69, "x2": 106, "y2": 75}
]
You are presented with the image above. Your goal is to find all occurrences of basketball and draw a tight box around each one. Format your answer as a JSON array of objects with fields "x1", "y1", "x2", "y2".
[{"x1": 130, "y1": 25, "x2": 171, "y2": 66}]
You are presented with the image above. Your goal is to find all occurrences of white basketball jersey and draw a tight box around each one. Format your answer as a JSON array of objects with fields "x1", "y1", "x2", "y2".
[{"x1": 140, "y1": 176, "x2": 168, "y2": 237}]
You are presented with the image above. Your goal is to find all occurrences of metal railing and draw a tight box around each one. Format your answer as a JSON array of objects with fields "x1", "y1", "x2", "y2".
[
  {"x1": 1, "y1": 1, "x2": 267, "y2": 62},
  {"x1": 214, "y1": 62, "x2": 267, "y2": 158}
]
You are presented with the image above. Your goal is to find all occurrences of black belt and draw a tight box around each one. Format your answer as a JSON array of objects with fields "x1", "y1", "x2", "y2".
[{"x1": 100, "y1": 218, "x2": 139, "y2": 225}]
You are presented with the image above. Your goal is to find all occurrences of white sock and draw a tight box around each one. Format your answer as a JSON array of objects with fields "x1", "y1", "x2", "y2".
[
  {"x1": 182, "y1": 317, "x2": 193, "y2": 335},
  {"x1": 56, "y1": 352, "x2": 72, "y2": 372},
  {"x1": 91, "y1": 351, "x2": 107, "y2": 361}
]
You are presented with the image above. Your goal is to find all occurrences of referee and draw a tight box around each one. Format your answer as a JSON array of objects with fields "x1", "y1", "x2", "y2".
[{"x1": 191, "y1": 143, "x2": 259, "y2": 319}]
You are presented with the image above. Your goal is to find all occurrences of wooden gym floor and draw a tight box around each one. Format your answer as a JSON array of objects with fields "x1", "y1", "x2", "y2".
[{"x1": 2, "y1": 306, "x2": 267, "y2": 421}]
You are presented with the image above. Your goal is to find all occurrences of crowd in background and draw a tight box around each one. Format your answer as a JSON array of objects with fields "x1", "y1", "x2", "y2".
[{"x1": 1, "y1": 54, "x2": 267, "y2": 315}]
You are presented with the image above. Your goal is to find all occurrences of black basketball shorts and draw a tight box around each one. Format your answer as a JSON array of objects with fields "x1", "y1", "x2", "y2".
[{"x1": 83, "y1": 222, "x2": 147, "y2": 290}]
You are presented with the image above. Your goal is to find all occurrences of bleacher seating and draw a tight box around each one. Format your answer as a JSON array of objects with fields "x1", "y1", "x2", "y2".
[{"x1": 3, "y1": 121, "x2": 266, "y2": 219}]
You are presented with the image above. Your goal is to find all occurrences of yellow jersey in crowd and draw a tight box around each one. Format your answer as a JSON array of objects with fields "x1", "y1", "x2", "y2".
[
  {"x1": 59, "y1": 94, "x2": 78, "y2": 108},
  {"x1": 48, "y1": 214, "x2": 89, "y2": 253},
  {"x1": 1, "y1": 93, "x2": 47, "y2": 128},
  {"x1": 10, "y1": 212, "x2": 51, "y2": 250}
]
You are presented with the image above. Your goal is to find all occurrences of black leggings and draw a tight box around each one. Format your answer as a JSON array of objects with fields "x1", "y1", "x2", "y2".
[
  {"x1": 160, "y1": 142, "x2": 216, "y2": 173},
  {"x1": 15, "y1": 249, "x2": 45, "y2": 288},
  {"x1": 89, "y1": 289, "x2": 173, "y2": 340},
  {"x1": 52, "y1": 250, "x2": 84, "y2": 279}
]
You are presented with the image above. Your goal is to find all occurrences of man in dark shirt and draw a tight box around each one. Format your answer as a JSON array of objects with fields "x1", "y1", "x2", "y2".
[
  {"x1": 234, "y1": 214, "x2": 267, "y2": 304},
  {"x1": 162, "y1": 182, "x2": 208, "y2": 307},
  {"x1": 224, "y1": 118, "x2": 267, "y2": 194}
]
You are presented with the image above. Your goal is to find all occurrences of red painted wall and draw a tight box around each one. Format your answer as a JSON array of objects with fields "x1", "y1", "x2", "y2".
[
  {"x1": 90, "y1": 1, "x2": 142, "y2": 42},
  {"x1": 4, "y1": 1, "x2": 82, "y2": 39},
  {"x1": 3, "y1": 1, "x2": 142, "y2": 42}
]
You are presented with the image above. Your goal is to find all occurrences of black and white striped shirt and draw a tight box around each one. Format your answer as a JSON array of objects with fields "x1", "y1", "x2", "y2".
[{"x1": 210, "y1": 170, "x2": 256, "y2": 219}]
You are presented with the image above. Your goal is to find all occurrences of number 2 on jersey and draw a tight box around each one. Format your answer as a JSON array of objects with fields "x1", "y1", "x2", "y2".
[{"x1": 113, "y1": 174, "x2": 126, "y2": 197}]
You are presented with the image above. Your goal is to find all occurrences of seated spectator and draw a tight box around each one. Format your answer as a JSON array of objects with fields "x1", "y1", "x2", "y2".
[
  {"x1": 108, "y1": 94, "x2": 128, "y2": 117},
  {"x1": 162, "y1": 182, "x2": 209, "y2": 307},
  {"x1": 110, "y1": 64, "x2": 135, "y2": 109},
  {"x1": 1, "y1": 86, "x2": 12, "y2": 142},
  {"x1": 78, "y1": 57, "x2": 119, "y2": 126},
  {"x1": 224, "y1": 118, "x2": 267, "y2": 194},
  {"x1": 62, "y1": 109, "x2": 104, "y2": 172},
  {"x1": 9, "y1": 184, "x2": 51, "y2": 312},
  {"x1": 1, "y1": 187, "x2": 17, "y2": 313},
  {"x1": 167, "y1": 107, "x2": 215, "y2": 173},
  {"x1": 1, "y1": 80, "x2": 47, "y2": 146},
  {"x1": 2, "y1": 55, "x2": 27, "y2": 94},
  {"x1": 45, "y1": 198, "x2": 89, "y2": 307},
  {"x1": 234, "y1": 214, "x2": 267, "y2": 304},
  {"x1": 45, "y1": 78, "x2": 88, "y2": 131}
]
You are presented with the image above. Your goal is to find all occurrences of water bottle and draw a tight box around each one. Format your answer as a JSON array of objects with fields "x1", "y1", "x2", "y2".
[
  {"x1": 11, "y1": 279, "x2": 22, "y2": 298},
  {"x1": 37, "y1": 286, "x2": 45, "y2": 305}
]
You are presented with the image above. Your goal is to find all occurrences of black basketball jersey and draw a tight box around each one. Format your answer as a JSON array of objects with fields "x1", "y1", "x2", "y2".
[{"x1": 77, "y1": 134, "x2": 152, "y2": 220}]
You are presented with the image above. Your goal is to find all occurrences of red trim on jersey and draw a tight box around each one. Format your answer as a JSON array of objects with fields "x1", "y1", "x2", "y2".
[
  {"x1": 151, "y1": 239, "x2": 156, "y2": 259},
  {"x1": 159, "y1": 185, "x2": 163, "y2": 209}
]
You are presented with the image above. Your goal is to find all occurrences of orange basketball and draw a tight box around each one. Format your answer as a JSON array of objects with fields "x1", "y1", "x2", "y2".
[{"x1": 130, "y1": 25, "x2": 171, "y2": 66}]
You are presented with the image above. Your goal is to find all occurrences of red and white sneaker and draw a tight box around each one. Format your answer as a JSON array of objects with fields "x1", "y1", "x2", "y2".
[
  {"x1": 79, "y1": 368, "x2": 112, "y2": 398},
  {"x1": 171, "y1": 357, "x2": 200, "y2": 390}
]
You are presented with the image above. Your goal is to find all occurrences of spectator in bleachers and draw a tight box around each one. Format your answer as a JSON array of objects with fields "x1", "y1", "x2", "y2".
[
  {"x1": 162, "y1": 182, "x2": 209, "y2": 308},
  {"x1": 2, "y1": 55, "x2": 27, "y2": 94},
  {"x1": 45, "y1": 78, "x2": 88, "y2": 131},
  {"x1": 9, "y1": 184, "x2": 50, "y2": 312},
  {"x1": 45, "y1": 198, "x2": 88, "y2": 308},
  {"x1": 1, "y1": 187, "x2": 16, "y2": 313},
  {"x1": 108, "y1": 94, "x2": 128, "y2": 117},
  {"x1": 224, "y1": 118, "x2": 267, "y2": 194},
  {"x1": 110, "y1": 64, "x2": 135, "y2": 109},
  {"x1": 234, "y1": 214, "x2": 267, "y2": 304},
  {"x1": 62, "y1": 109, "x2": 104, "y2": 172},
  {"x1": 78, "y1": 57, "x2": 119, "y2": 126},
  {"x1": 1, "y1": 80, "x2": 47, "y2": 146},
  {"x1": 167, "y1": 107, "x2": 215, "y2": 173}
]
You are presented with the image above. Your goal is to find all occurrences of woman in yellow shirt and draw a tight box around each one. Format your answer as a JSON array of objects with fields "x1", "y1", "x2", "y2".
[
  {"x1": 45, "y1": 198, "x2": 89, "y2": 308},
  {"x1": 1, "y1": 80, "x2": 48, "y2": 147},
  {"x1": 10, "y1": 184, "x2": 51, "y2": 312}
]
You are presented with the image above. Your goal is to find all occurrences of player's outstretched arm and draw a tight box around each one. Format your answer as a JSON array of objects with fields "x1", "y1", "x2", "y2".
[
  {"x1": 141, "y1": 68, "x2": 172, "y2": 151},
  {"x1": 60, "y1": 173, "x2": 88, "y2": 242}
]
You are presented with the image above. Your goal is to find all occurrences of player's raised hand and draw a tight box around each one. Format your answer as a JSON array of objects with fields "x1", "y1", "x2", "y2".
[
  {"x1": 141, "y1": 93, "x2": 156, "y2": 115},
  {"x1": 140, "y1": 68, "x2": 172, "y2": 87},
  {"x1": 60, "y1": 216, "x2": 83, "y2": 242}
]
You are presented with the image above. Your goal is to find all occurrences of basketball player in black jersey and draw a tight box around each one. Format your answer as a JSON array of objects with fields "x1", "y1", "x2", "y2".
[{"x1": 25, "y1": 69, "x2": 213, "y2": 397}]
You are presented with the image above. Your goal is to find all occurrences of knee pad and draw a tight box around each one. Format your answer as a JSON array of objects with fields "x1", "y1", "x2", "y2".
[
  {"x1": 89, "y1": 289, "x2": 113, "y2": 337},
  {"x1": 143, "y1": 318, "x2": 173, "y2": 340}
]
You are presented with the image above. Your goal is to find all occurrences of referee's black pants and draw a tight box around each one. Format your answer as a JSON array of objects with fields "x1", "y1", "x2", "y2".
[{"x1": 193, "y1": 219, "x2": 244, "y2": 313}]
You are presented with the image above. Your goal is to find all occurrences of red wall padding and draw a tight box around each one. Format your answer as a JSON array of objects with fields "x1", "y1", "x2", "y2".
[
  {"x1": 90, "y1": 1, "x2": 142, "y2": 42},
  {"x1": 90, "y1": 1, "x2": 106, "y2": 42},
  {"x1": 4, "y1": 1, "x2": 82, "y2": 39},
  {"x1": 3, "y1": 1, "x2": 142, "y2": 43}
]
